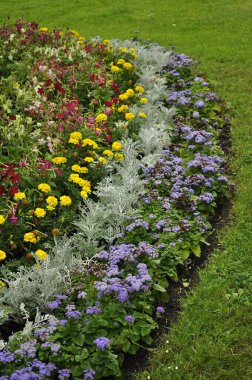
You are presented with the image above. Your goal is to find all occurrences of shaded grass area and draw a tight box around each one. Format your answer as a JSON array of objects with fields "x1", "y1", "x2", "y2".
[{"x1": 1, "y1": 1, "x2": 252, "y2": 379}]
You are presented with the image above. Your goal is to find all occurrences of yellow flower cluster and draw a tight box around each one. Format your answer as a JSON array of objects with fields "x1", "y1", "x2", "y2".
[
  {"x1": 0, "y1": 280, "x2": 6, "y2": 287},
  {"x1": 0, "y1": 215, "x2": 5, "y2": 225},
  {"x1": 34, "y1": 208, "x2": 46, "y2": 218},
  {"x1": 114, "y1": 153, "x2": 124, "y2": 161},
  {"x1": 95, "y1": 113, "x2": 108, "y2": 123},
  {"x1": 139, "y1": 112, "x2": 147, "y2": 118},
  {"x1": 135, "y1": 85, "x2": 145, "y2": 93},
  {"x1": 111, "y1": 65, "x2": 121, "y2": 73},
  {"x1": 38, "y1": 183, "x2": 51, "y2": 193},
  {"x1": 82, "y1": 139, "x2": 99, "y2": 149},
  {"x1": 140, "y1": 97, "x2": 148, "y2": 104},
  {"x1": 46, "y1": 196, "x2": 58, "y2": 210},
  {"x1": 117, "y1": 58, "x2": 125, "y2": 65},
  {"x1": 52, "y1": 157, "x2": 67, "y2": 165},
  {"x1": 39, "y1": 27, "x2": 48, "y2": 32},
  {"x1": 84, "y1": 157, "x2": 94, "y2": 163},
  {"x1": 60, "y1": 195, "x2": 72, "y2": 206},
  {"x1": 35, "y1": 249, "x2": 47, "y2": 260},
  {"x1": 72, "y1": 165, "x2": 89, "y2": 174},
  {"x1": 99, "y1": 157, "x2": 107, "y2": 165},
  {"x1": 117, "y1": 105, "x2": 129, "y2": 113},
  {"x1": 125, "y1": 112, "x2": 135, "y2": 121},
  {"x1": 102, "y1": 149, "x2": 114, "y2": 157},
  {"x1": 24, "y1": 231, "x2": 40, "y2": 243},
  {"x1": 14, "y1": 192, "x2": 26, "y2": 201},
  {"x1": 68, "y1": 131, "x2": 83, "y2": 144},
  {"x1": 0, "y1": 250, "x2": 6, "y2": 261},
  {"x1": 112, "y1": 141, "x2": 122, "y2": 151},
  {"x1": 123, "y1": 62, "x2": 133, "y2": 70}
]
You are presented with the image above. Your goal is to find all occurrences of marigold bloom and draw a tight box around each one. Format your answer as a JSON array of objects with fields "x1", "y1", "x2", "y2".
[
  {"x1": 117, "y1": 58, "x2": 125, "y2": 65},
  {"x1": 0, "y1": 215, "x2": 5, "y2": 225},
  {"x1": 14, "y1": 192, "x2": 26, "y2": 201},
  {"x1": 39, "y1": 27, "x2": 48, "y2": 32},
  {"x1": 34, "y1": 208, "x2": 46, "y2": 218},
  {"x1": 140, "y1": 97, "x2": 148, "y2": 104},
  {"x1": 35, "y1": 249, "x2": 47, "y2": 260},
  {"x1": 68, "y1": 138, "x2": 79, "y2": 144},
  {"x1": 139, "y1": 112, "x2": 147, "y2": 118},
  {"x1": 0, "y1": 250, "x2": 6, "y2": 261},
  {"x1": 52, "y1": 157, "x2": 67, "y2": 165},
  {"x1": 69, "y1": 173, "x2": 80, "y2": 183},
  {"x1": 103, "y1": 39, "x2": 110, "y2": 45},
  {"x1": 114, "y1": 153, "x2": 124, "y2": 161},
  {"x1": 117, "y1": 105, "x2": 129, "y2": 113},
  {"x1": 71, "y1": 165, "x2": 88, "y2": 174},
  {"x1": 95, "y1": 113, "x2": 108, "y2": 123},
  {"x1": 111, "y1": 65, "x2": 121, "y2": 73},
  {"x1": 99, "y1": 157, "x2": 107, "y2": 164},
  {"x1": 84, "y1": 157, "x2": 94, "y2": 163},
  {"x1": 60, "y1": 196, "x2": 72, "y2": 206},
  {"x1": 123, "y1": 62, "x2": 133, "y2": 70},
  {"x1": 125, "y1": 112, "x2": 135, "y2": 121},
  {"x1": 126, "y1": 89, "x2": 135, "y2": 97},
  {"x1": 119, "y1": 93, "x2": 128, "y2": 101},
  {"x1": 0, "y1": 280, "x2": 6, "y2": 287},
  {"x1": 24, "y1": 232, "x2": 39, "y2": 243},
  {"x1": 38, "y1": 183, "x2": 51, "y2": 193},
  {"x1": 70, "y1": 131, "x2": 82, "y2": 140},
  {"x1": 112, "y1": 141, "x2": 122, "y2": 151},
  {"x1": 46, "y1": 196, "x2": 58, "y2": 208},
  {"x1": 119, "y1": 47, "x2": 128, "y2": 53},
  {"x1": 102, "y1": 149, "x2": 114, "y2": 157},
  {"x1": 82, "y1": 139, "x2": 99, "y2": 149},
  {"x1": 135, "y1": 85, "x2": 145, "y2": 93}
]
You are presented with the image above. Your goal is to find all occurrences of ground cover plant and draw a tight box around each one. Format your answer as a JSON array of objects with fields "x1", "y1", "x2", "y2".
[{"x1": 0, "y1": 19, "x2": 233, "y2": 379}]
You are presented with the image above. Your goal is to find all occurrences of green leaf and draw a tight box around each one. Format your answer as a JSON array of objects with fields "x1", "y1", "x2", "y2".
[
  {"x1": 180, "y1": 249, "x2": 190, "y2": 260},
  {"x1": 153, "y1": 283, "x2": 167, "y2": 293},
  {"x1": 191, "y1": 245, "x2": 201, "y2": 257},
  {"x1": 72, "y1": 334, "x2": 85, "y2": 347}
]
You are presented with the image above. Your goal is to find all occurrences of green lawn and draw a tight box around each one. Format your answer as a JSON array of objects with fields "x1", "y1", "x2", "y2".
[{"x1": 1, "y1": 1, "x2": 252, "y2": 379}]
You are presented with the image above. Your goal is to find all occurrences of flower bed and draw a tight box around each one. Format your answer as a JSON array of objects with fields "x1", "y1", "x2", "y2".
[{"x1": 0, "y1": 20, "x2": 230, "y2": 379}]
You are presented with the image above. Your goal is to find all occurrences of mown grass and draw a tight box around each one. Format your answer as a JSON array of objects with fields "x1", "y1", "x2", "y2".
[{"x1": 1, "y1": 1, "x2": 252, "y2": 379}]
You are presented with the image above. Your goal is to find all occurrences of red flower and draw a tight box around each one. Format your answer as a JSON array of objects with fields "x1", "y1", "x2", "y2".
[{"x1": 8, "y1": 187, "x2": 19, "y2": 196}]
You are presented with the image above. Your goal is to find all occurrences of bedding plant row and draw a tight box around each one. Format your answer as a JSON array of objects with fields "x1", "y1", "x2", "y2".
[{"x1": 0, "y1": 20, "x2": 230, "y2": 379}]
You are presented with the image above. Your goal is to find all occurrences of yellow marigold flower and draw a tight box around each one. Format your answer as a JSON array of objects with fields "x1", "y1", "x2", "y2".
[
  {"x1": 47, "y1": 205, "x2": 56, "y2": 211},
  {"x1": 80, "y1": 190, "x2": 89, "y2": 199},
  {"x1": 119, "y1": 93, "x2": 128, "y2": 101},
  {"x1": 117, "y1": 58, "x2": 125, "y2": 65},
  {"x1": 0, "y1": 215, "x2": 5, "y2": 225},
  {"x1": 0, "y1": 250, "x2": 6, "y2": 261},
  {"x1": 99, "y1": 157, "x2": 107, "y2": 164},
  {"x1": 125, "y1": 112, "x2": 135, "y2": 121},
  {"x1": 111, "y1": 65, "x2": 121, "y2": 73},
  {"x1": 112, "y1": 141, "x2": 122, "y2": 151},
  {"x1": 24, "y1": 232, "x2": 39, "y2": 243},
  {"x1": 71, "y1": 30, "x2": 80, "y2": 37},
  {"x1": 38, "y1": 183, "x2": 51, "y2": 193},
  {"x1": 78, "y1": 179, "x2": 91, "y2": 191},
  {"x1": 35, "y1": 249, "x2": 47, "y2": 260},
  {"x1": 71, "y1": 165, "x2": 89, "y2": 174},
  {"x1": 102, "y1": 149, "x2": 114, "y2": 157},
  {"x1": 82, "y1": 139, "x2": 99, "y2": 149},
  {"x1": 126, "y1": 89, "x2": 135, "y2": 97},
  {"x1": 14, "y1": 192, "x2": 26, "y2": 201},
  {"x1": 68, "y1": 138, "x2": 79, "y2": 144},
  {"x1": 103, "y1": 39, "x2": 110, "y2": 45},
  {"x1": 130, "y1": 48, "x2": 136, "y2": 54},
  {"x1": 60, "y1": 195, "x2": 72, "y2": 206},
  {"x1": 135, "y1": 85, "x2": 145, "y2": 93},
  {"x1": 119, "y1": 47, "x2": 128, "y2": 53},
  {"x1": 69, "y1": 173, "x2": 80, "y2": 183},
  {"x1": 140, "y1": 97, "x2": 148, "y2": 104},
  {"x1": 114, "y1": 153, "x2": 124, "y2": 161},
  {"x1": 34, "y1": 208, "x2": 46, "y2": 218},
  {"x1": 117, "y1": 105, "x2": 129, "y2": 113},
  {"x1": 39, "y1": 27, "x2": 48, "y2": 32},
  {"x1": 46, "y1": 196, "x2": 58, "y2": 208},
  {"x1": 84, "y1": 157, "x2": 94, "y2": 163},
  {"x1": 131, "y1": 53, "x2": 138, "y2": 60},
  {"x1": 0, "y1": 280, "x2": 6, "y2": 287},
  {"x1": 139, "y1": 112, "x2": 147, "y2": 118},
  {"x1": 70, "y1": 131, "x2": 82, "y2": 140},
  {"x1": 95, "y1": 113, "x2": 108, "y2": 123},
  {"x1": 123, "y1": 62, "x2": 133, "y2": 70},
  {"x1": 77, "y1": 40, "x2": 84, "y2": 45},
  {"x1": 52, "y1": 157, "x2": 67, "y2": 165}
]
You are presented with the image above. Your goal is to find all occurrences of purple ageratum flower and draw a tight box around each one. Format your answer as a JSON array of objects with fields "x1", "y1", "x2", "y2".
[
  {"x1": 124, "y1": 315, "x2": 135, "y2": 323},
  {"x1": 192, "y1": 110, "x2": 200, "y2": 118},
  {"x1": 30, "y1": 359, "x2": 56, "y2": 376},
  {"x1": 47, "y1": 300, "x2": 61, "y2": 310},
  {"x1": 195, "y1": 100, "x2": 205, "y2": 108},
  {"x1": 86, "y1": 306, "x2": 102, "y2": 315},
  {"x1": 15, "y1": 339, "x2": 37, "y2": 358},
  {"x1": 83, "y1": 368, "x2": 96, "y2": 380},
  {"x1": 0, "y1": 350, "x2": 15, "y2": 363},
  {"x1": 58, "y1": 368, "x2": 71, "y2": 379},
  {"x1": 0, "y1": 376, "x2": 9, "y2": 380},
  {"x1": 156, "y1": 306, "x2": 165, "y2": 314},
  {"x1": 59, "y1": 319, "x2": 67, "y2": 326},
  {"x1": 65, "y1": 310, "x2": 81, "y2": 319},
  {"x1": 93, "y1": 337, "x2": 110, "y2": 351},
  {"x1": 10, "y1": 368, "x2": 40, "y2": 380}
]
